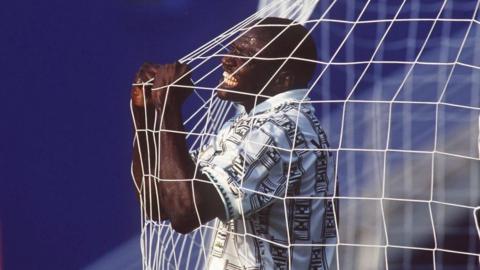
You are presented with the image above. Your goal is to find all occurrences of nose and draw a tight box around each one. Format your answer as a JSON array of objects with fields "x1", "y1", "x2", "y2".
[{"x1": 221, "y1": 55, "x2": 236, "y2": 73}]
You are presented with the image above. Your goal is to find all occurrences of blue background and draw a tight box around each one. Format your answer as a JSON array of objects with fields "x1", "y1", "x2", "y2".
[{"x1": 0, "y1": 1, "x2": 256, "y2": 269}]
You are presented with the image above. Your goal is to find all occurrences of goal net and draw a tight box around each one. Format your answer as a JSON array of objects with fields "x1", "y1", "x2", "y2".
[{"x1": 131, "y1": 0, "x2": 480, "y2": 269}]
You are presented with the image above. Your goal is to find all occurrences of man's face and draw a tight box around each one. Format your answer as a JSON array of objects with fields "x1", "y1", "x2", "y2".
[{"x1": 218, "y1": 29, "x2": 279, "y2": 102}]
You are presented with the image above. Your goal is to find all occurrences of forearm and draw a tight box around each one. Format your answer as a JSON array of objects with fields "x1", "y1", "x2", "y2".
[
  {"x1": 131, "y1": 102, "x2": 210, "y2": 231},
  {"x1": 159, "y1": 103, "x2": 225, "y2": 232},
  {"x1": 129, "y1": 61, "x2": 223, "y2": 233},
  {"x1": 131, "y1": 106, "x2": 166, "y2": 221},
  {"x1": 158, "y1": 105, "x2": 203, "y2": 233}
]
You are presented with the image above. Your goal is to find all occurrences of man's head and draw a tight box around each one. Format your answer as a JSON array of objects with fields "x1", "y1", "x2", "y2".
[{"x1": 218, "y1": 17, "x2": 317, "y2": 108}]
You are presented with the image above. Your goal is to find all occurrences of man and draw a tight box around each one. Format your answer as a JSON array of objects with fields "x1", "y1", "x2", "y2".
[{"x1": 131, "y1": 17, "x2": 337, "y2": 269}]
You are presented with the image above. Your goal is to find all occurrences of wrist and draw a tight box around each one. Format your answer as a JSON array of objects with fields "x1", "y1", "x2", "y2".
[
  {"x1": 161, "y1": 101, "x2": 182, "y2": 114},
  {"x1": 160, "y1": 103, "x2": 184, "y2": 131},
  {"x1": 131, "y1": 104, "x2": 157, "y2": 130}
]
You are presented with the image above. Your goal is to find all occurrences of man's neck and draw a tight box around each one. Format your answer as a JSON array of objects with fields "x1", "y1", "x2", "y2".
[{"x1": 241, "y1": 86, "x2": 308, "y2": 113}]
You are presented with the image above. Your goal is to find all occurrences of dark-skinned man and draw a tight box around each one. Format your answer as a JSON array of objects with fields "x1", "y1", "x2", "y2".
[{"x1": 131, "y1": 17, "x2": 337, "y2": 270}]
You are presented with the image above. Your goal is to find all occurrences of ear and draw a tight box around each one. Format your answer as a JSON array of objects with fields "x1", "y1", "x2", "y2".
[{"x1": 274, "y1": 70, "x2": 295, "y2": 89}]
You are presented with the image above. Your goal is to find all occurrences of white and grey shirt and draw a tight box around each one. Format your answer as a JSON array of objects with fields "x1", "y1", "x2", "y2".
[{"x1": 193, "y1": 89, "x2": 337, "y2": 270}]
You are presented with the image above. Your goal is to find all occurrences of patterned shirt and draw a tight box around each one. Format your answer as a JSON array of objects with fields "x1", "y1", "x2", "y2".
[{"x1": 194, "y1": 89, "x2": 337, "y2": 270}]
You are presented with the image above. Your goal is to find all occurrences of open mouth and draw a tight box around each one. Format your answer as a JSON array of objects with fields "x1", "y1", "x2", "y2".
[{"x1": 222, "y1": 71, "x2": 239, "y2": 88}]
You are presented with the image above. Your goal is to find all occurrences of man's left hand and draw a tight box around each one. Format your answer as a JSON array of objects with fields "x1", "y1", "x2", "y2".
[{"x1": 151, "y1": 62, "x2": 193, "y2": 110}]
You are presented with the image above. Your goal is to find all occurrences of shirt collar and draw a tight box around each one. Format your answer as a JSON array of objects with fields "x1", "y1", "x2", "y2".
[{"x1": 242, "y1": 88, "x2": 310, "y2": 116}]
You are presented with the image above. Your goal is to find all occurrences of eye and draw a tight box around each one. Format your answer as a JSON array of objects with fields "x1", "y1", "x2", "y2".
[{"x1": 227, "y1": 45, "x2": 241, "y2": 56}]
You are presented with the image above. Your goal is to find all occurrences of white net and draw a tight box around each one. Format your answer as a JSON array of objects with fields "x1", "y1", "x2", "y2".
[{"x1": 131, "y1": 0, "x2": 480, "y2": 269}]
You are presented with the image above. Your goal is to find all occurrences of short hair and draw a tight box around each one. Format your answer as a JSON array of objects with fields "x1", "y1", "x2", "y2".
[{"x1": 249, "y1": 17, "x2": 318, "y2": 86}]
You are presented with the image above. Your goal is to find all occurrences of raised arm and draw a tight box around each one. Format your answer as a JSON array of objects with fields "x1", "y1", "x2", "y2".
[{"x1": 131, "y1": 62, "x2": 224, "y2": 234}]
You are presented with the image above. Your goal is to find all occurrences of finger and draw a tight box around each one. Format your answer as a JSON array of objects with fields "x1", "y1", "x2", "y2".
[
  {"x1": 134, "y1": 65, "x2": 148, "y2": 83},
  {"x1": 137, "y1": 62, "x2": 160, "y2": 83},
  {"x1": 151, "y1": 90, "x2": 162, "y2": 109},
  {"x1": 167, "y1": 64, "x2": 176, "y2": 83},
  {"x1": 131, "y1": 86, "x2": 146, "y2": 107},
  {"x1": 176, "y1": 62, "x2": 186, "y2": 74},
  {"x1": 144, "y1": 63, "x2": 160, "y2": 75},
  {"x1": 141, "y1": 67, "x2": 157, "y2": 82},
  {"x1": 136, "y1": 68, "x2": 151, "y2": 83},
  {"x1": 179, "y1": 63, "x2": 192, "y2": 79},
  {"x1": 152, "y1": 69, "x2": 167, "y2": 89},
  {"x1": 175, "y1": 63, "x2": 192, "y2": 86},
  {"x1": 133, "y1": 72, "x2": 142, "y2": 84}
]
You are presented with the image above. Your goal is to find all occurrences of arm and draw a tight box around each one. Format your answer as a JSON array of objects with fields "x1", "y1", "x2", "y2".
[{"x1": 131, "y1": 62, "x2": 224, "y2": 234}]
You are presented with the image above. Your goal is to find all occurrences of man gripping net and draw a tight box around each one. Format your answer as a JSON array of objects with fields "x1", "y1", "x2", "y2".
[{"x1": 130, "y1": 17, "x2": 337, "y2": 270}]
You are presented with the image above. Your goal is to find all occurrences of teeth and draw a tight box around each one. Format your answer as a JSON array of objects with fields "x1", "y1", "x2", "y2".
[{"x1": 222, "y1": 71, "x2": 238, "y2": 87}]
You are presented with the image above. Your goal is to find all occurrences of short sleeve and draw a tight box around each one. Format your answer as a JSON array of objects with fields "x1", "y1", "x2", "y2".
[{"x1": 197, "y1": 120, "x2": 290, "y2": 221}]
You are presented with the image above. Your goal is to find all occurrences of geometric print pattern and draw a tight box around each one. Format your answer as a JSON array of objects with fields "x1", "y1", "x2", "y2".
[{"x1": 194, "y1": 89, "x2": 338, "y2": 269}]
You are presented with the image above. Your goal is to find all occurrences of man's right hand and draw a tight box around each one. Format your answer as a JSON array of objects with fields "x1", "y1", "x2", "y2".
[
  {"x1": 131, "y1": 62, "x2": 161, "y2": 109},
  {"x1": 131, "y1": 62, "x2": 163, "y2": 130},
  {"x1": 131, "y1": 61, "x2": 193, "y2": 109}
]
